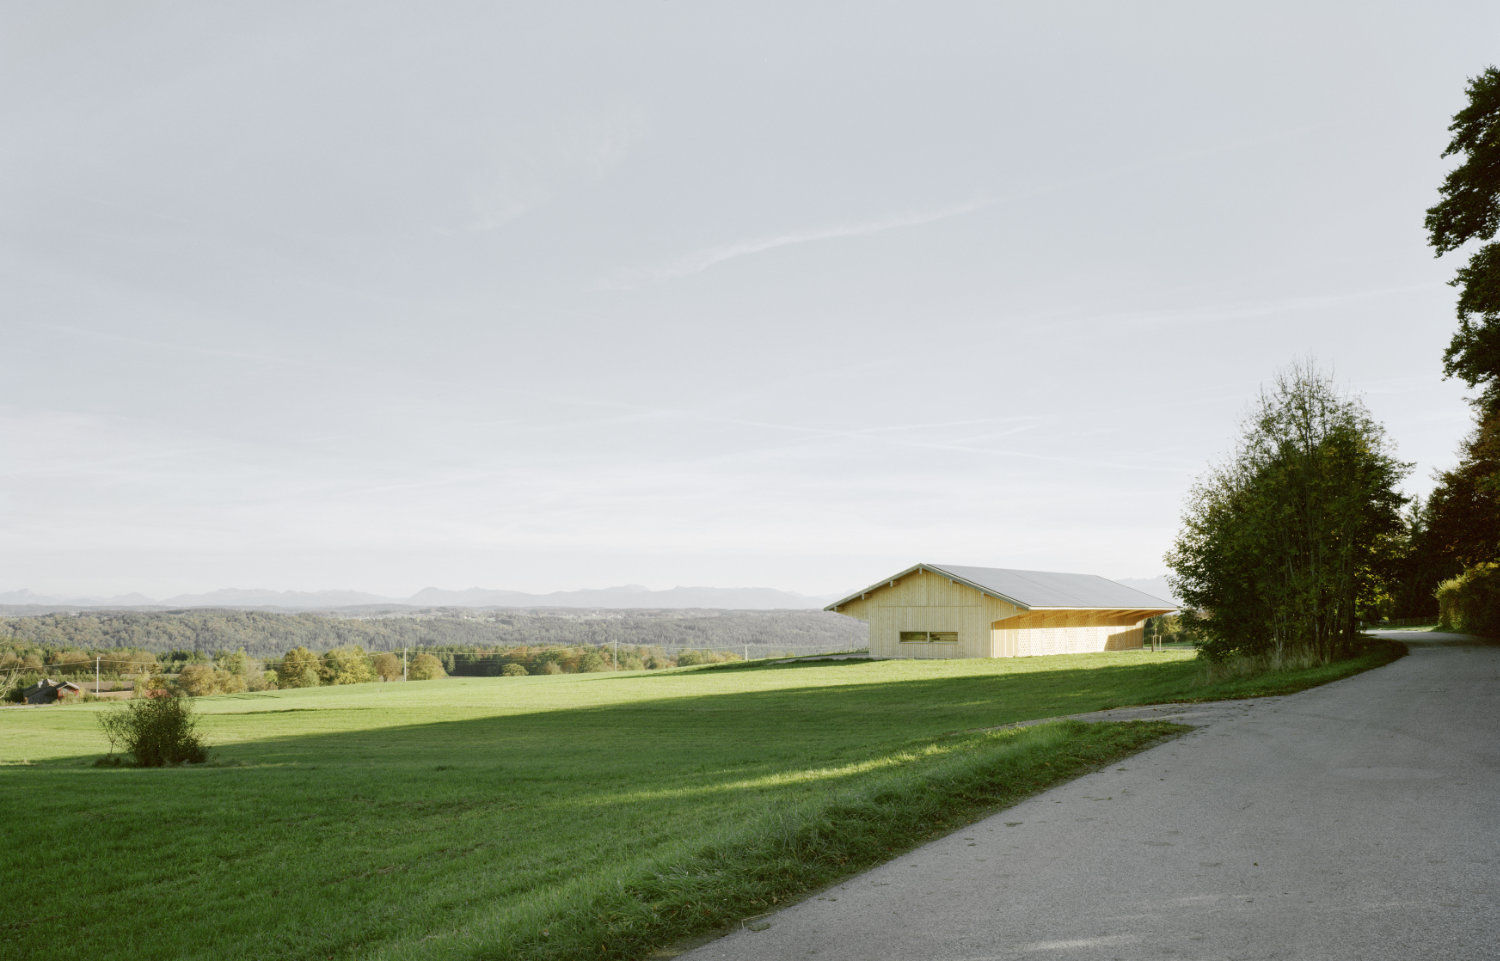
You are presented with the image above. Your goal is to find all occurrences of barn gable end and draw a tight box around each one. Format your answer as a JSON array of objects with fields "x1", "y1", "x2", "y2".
[{"x1": 828, "y1": 563, "x2": 1176, "y2": 659}]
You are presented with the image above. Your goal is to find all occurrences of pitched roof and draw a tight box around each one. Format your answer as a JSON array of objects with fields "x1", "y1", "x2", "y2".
[{"x1": 826, "y1": 563, "x2": 1177, "y2": 613}]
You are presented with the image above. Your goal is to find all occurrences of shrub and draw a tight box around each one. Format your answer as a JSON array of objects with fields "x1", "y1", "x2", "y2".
[
  {"x1": 407, "y1": 653, "x2": 446, "y2": 680},
  {"x1": 501, "y1": 663, "x2": 528, "y2": 677},
  {"x1": 1437, "y1": 563, "x2": 1500, "y2": 636},
  {"x1": 97, "y1": 693, "x2": 208, "y2": 767}
]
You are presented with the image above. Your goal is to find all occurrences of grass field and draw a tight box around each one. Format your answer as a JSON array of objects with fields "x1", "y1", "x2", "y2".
[{"x1": 0, "y1": 643, "x2": 1402, "y2": 961}]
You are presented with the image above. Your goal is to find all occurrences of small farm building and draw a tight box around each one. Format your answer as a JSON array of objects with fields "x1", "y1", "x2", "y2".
[
  {"x1": 21, "y1": 679, "x2": 84, "y2": 705},
  {"x1": 826, "y1": 563, "x2": 1177, "y2": 659}
]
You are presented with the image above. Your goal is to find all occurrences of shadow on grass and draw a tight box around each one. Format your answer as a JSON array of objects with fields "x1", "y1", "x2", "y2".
[
  {"x1": 0, "y1": 674, "x2": 1191, "y2": 961},
  {"x1": 8, "y1": 640, "x2": 1411, "y2": 961},
  {"x1": 0, "y1": 659, "x2": 1191, "y2": 775},
  {"x1": 5, "y1": 643, "x2": 1403, "y2": 780}
]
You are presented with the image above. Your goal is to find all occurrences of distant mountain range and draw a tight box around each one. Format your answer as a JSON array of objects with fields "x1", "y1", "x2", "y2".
[
  {"x1": 1114, "y1": 576, "x2": 1180, "y2": 606},
  {"x1": 0, "y1": 584, "x2": 841, "y2": 612},
  {"x1": 0, "y1": 575, "x2": 1178, "y2": 613}
]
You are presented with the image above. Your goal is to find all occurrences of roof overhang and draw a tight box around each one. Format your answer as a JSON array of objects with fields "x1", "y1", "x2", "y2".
[
  {"x1": 825, "y1": 563, "x2": 1031, "y2": 612},
  {"x1": 1014, "y1": 606, "x2": 1178, "y2": 619}
]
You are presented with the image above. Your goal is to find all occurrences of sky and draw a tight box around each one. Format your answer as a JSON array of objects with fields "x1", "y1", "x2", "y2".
[{"x1": 3, "y1": 1, "x2": 1496, "y2": 599}]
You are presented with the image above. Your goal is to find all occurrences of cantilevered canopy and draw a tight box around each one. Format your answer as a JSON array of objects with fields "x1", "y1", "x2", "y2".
[{"x1": 825, "y1": 563, "x2": 1177, "y2": 614}]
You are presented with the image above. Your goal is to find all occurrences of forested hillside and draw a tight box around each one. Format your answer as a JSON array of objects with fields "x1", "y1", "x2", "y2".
[{"x1": 0, "y1": 608, "x2": 867, "y2": 659}]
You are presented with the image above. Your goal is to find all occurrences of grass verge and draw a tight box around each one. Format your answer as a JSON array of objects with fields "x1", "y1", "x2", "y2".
[
  {"x1": 469, "y1": 720, "x2": 1184, "y2": 961},
  {"x1": 1186, "y1": 638, "x2": 1406, "y2": 700}
]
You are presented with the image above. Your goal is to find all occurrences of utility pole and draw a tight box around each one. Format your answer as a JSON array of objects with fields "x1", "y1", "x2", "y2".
[
  {"x1": 612, "y1": 639, "x2": 618, "y2": 671},
  {"x1": 403, "y1": 648, "x2": 408, "y2": 682},
  {"x1": 96, "y1": 655, "x2": 100, "y2": 695}
]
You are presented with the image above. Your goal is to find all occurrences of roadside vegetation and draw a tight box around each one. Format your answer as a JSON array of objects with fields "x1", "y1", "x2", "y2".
[
  {"x1": 1167, "y1": 363, "x2": 1409, "y2": 665},
  {"x1": 1410, "y1": 66, "x2": 1500, "y2": 635},
  {"x1": 0, "y1": 644, "x2": 1396, "y2": 961}
]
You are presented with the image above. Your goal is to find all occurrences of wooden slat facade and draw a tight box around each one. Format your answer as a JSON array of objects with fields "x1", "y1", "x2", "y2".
[{"x1": 832, "y1": 568, "x2": 1155, "y2": 659}]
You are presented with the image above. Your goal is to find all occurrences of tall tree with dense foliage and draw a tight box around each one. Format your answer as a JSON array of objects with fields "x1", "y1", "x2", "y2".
[
  {"x1": 1386, "y1": 497, "x2": 1453, "y2": 619},
  {"x1": 1423, "y1": 415, "x2": 1500, "y2": 568},
  {"x1": 1411, "y1": 67, "x2": 1500, "y2": 628},
  {"x1": 277, "y1": 646, "x2": 321, "y2": 688},
  {"x1": 372, "y1": 652, "x2": 402, "y2": 681},
  {"x1": 407, "y1": 652, "x2": 446, "y2": 680},
  {"x1": 319, "y1": 646, "x2": 375, "y2": 685},
  {"x1": 1428, "y1": 65, "x2": 1500, "y2": 409},
  {"x1": 1167, "y1": 366, "x2": 1409, "y2": 662}
]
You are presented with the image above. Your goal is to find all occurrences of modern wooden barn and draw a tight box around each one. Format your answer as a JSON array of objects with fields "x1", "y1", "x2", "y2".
[{"x1": 826, "y1": 563, "x2": 1177, "y2": 659}]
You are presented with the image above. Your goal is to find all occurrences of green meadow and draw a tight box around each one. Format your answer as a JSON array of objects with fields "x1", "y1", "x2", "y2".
[{"x1": 0, "y1": 645, "x2": 1400, "y2": 961}]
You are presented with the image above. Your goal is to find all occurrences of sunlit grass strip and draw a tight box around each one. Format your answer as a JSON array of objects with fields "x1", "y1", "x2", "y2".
[{"x1": 398, "y1": 720, "x2": 1185, "y2": 961}]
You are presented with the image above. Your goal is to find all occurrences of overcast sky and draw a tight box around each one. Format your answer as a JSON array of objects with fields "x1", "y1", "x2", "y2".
[{"x1": 3, "y1": 2, "x2": 1496, "y2": 598}]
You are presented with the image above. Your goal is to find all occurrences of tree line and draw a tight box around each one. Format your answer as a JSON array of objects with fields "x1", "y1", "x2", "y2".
[
  {"x1": 0, "y1": 608, "x2": 865, "y2": 661},
  {"x1": 2, "y1": 636, "x2": 779, "y2": 701},
  {"x1": 1416, "y1": 65, "x2": 1500, "y2": 635},
  {"x1": 1168, "y1": 66, "x2": 1500, "y2": 656}
]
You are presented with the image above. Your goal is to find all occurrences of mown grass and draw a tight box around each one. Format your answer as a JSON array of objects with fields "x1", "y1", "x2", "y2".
[{"x1": 0, "y1": 643, "x2": 1399, "y2": 961}]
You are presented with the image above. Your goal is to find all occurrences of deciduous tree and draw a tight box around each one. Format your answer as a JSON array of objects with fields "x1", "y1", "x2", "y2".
[
  {"x1": 1428, "y1": 66, "x2": 1500, "y2": 409},
  {"x1": 407, "y1": 652, "x2": 446, "y2": 680},
  {"x1": 1422, "y1": 413, "x2": 1500, "y2": 569},
  {"x1": 1167, "y1": 365, "x2": 1409, "y2": 662},
  {"x1": 277, "y1": 646, "x2": 321, "y2": 688},
  {"x1": 319, "y1": 646, "x2": 375, "y2": 685},
  {"x1": 372, "y1": 652, "x2": 402, "y2": 681}
]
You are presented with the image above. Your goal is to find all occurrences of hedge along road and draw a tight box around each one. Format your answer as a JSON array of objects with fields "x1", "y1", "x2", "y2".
[{"x1": 677, "y1": 632, "x2": 1500, "y2": 961}]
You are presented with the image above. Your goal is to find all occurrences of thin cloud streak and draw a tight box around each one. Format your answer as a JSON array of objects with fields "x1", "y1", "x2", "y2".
[{"x1": 603, "y1": 196, "x2": 993, "y2": 288}]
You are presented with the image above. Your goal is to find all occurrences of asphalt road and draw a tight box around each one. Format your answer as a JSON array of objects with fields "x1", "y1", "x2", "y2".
[{"x1": 676, "y1": 632, "x2": 1500, "y2": 961}]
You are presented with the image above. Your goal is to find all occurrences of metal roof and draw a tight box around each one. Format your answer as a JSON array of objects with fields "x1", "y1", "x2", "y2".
[{"x1": 825, "y1": 563, "x2": 1178, "y2": 613}]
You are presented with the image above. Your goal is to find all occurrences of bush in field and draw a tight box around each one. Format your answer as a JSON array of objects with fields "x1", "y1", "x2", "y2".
[
  {"x1": 277, "y1": 647, "x2": 322, "y2": 688},
  {"x1": 1437, "y1": 563, "x2": 1500, "y2": 635},
  {"x1": 501, "y1": 663, "x2": 528, "y2": 677},
  {"x1": 372, "y1": 652, "x2": 402, "y2": 681},
  {"x1": 407, "y1": 653, "x2": 446, "y2": 680},
  {"x1": 98, "y1": 693, "x2": 208, "y2": 766}
]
